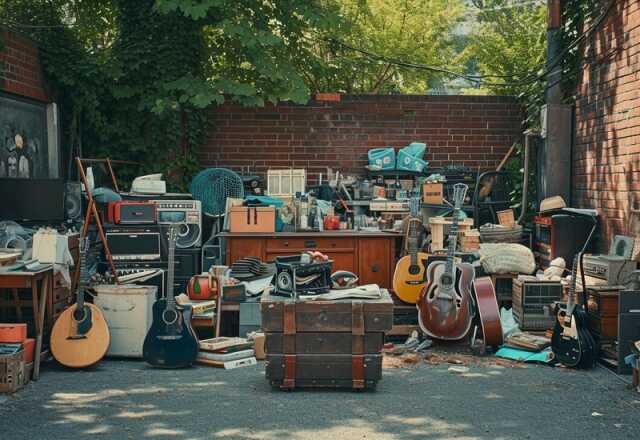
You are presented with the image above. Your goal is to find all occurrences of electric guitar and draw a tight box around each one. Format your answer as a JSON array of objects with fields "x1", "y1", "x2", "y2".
[
  {"x1": 551, "y1": 253, "x2": 597, "y2": 368},
  {"x1": 51, "y1": 238, "x2": 110, "y2": 368},
  {"x1": 417, "y1": 183, "x2": 475, "y2": 340},
  {"x1": 393, "y1": 197, "x2": 429, "y2": 304},
  {"x1": 143, "y1": 225, "x2": 199, "y2": 368}
]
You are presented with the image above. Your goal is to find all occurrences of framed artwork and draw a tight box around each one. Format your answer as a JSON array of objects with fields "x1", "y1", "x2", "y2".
[{"x1": 0, "y1": 92, "x2": 58, "y2": 179}]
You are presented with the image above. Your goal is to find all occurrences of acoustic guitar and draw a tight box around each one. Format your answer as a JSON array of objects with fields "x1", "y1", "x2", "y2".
[
  {"x1": 143, "y1": 225, "x2": 199, "y2": 368},
  {"x1": 473, "y1": 277, "x2": 503, "y2": 347},
  {"x1": 393, "y1": 197, "x2": 428, "y2": 304},
  {"x1": 551, "y1": 254, "x2": 597, "y2": 368},
  {"x1": 417, "y1": 183, "x2": 475, "y2": 341},
  {"x1": 50, "y1": 238, "x2": 110, "y2": 368}
]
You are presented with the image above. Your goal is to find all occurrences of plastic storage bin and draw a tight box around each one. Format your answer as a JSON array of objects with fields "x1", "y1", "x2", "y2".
[
  {"x1": 397, "y1": 149, "x2": 428, "y2": 172},
  {"x1": 368, "y1": 148, "x2": 396, "y2": 170}
]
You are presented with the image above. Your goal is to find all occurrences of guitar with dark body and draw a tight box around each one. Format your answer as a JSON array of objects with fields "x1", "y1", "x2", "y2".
[
  {"x1": 143, "y1": 225, "x2": 199, "y2": 368},
  {"x1": 551, "y1": 254, "x2": 597, "y2": 368},
  {"x1": 417, "y1": 183, "x2": 475, "y2": 341}
]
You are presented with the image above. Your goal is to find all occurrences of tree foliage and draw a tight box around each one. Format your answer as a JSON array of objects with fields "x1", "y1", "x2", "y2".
[
  {"x1": 462, "y1": 0, "x2": 547, "y2": 126},
  {"x1": 302, "y1": 0, "x2": 466, "y2": 94},
  {"x1": 0, "y1": 0, "x2": 342, "y2": 189}
]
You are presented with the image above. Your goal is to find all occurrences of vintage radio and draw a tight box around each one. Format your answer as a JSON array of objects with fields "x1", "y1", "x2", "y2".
[
  {"x1": 107, "y1": 201, "x2": 157, "y2": 225},
  {"x1": 106, "y1": 225, "x2": 162, "y2": 261},
  {"x1": 583, "y1": 255, "x2": 636, "y2": 286},
  {"x1": 152, "y1": 199, "x2": 202, "y2": 249}
]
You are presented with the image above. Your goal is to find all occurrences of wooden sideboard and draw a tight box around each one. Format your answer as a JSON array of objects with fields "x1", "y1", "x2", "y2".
[{"x1": 219, "y1": 231, "x2": 401, "y2": 289}]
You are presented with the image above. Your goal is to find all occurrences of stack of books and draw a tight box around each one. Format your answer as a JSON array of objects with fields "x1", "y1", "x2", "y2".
[{"x1": 197, "y1": 337, "x2": 256, "y2": 369}]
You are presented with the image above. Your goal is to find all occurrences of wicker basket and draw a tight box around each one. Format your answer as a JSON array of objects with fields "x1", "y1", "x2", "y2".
[
  {"x1": 0, "y1": 350, "x2": 30, "y2": 394},
  {"x1": 479, "y1": 224, "x2": 523, "y2": 243}
]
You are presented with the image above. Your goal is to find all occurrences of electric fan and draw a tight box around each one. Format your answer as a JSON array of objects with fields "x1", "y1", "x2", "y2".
[{"x1": 190, "y1": 168, "x2": 244, "y2": 270}]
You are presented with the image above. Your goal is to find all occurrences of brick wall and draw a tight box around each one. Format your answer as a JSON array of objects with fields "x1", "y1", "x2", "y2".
[
  {"x1": 0, "y1": 29, "x2": 50, "y2": 102},
  {"x1": 202, "y1": 95, "x2": 522, "y2": 184},
  {"x1": 573, "y1": 0, "x2": 640, "y2": 250}
]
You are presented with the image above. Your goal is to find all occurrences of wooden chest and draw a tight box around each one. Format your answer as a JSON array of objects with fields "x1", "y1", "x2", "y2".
[{"x1": 261, "y1": 289, "x2": 393, "y2": 390}]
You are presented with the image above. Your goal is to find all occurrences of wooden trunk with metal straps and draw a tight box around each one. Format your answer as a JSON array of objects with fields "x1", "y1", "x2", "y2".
[{"x1": 261, "y1": 289, "x2": 393, "y2": 390}]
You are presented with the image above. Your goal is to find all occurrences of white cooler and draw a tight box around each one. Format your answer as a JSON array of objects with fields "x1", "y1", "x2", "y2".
[{"x1": 94, "y1": 284, "x2": 156, "y2": 358}]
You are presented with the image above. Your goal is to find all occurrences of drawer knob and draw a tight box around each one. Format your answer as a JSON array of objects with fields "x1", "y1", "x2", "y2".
[
  {"x1": 371, "y1": 263, "x2": 380, "y2": 273},
  {"x1": 284, "y1": 242, "x2": 289, "y2": 247}
]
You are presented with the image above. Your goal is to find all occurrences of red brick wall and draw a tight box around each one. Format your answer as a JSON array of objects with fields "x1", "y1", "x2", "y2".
[
  {"x1": 0, "y1": 29, "x2": 50, "y2": 102},
  {"x1": 202, "y1": 95, "x2": 522, "y2": 184},
  {"x1": 573, "y1": 0, "x2": 640, "y2": 249}
]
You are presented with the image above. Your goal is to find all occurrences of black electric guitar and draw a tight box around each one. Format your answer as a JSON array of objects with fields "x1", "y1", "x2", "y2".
[
  {"x1": 551, "y1": 253, "x2": 597, "y2": 368},
  {"x1": 143, "y1": 225, "x2": 199, "y2": 368}
]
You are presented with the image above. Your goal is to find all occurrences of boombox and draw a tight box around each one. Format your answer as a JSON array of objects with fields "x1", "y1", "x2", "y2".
[
  {"x1": 107, "y1": 201, "x2": 156, "y2": 225},
  {"x1": 152, "y1": 199, "x2": 202, "y2": 249}
]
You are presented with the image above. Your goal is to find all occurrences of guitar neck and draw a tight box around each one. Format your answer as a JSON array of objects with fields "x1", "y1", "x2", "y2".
[
  {"x1": 166, "y1": 239, "x2": 176, "y2": 308},
  {"x1": 77, "y1": 239, "x2": 90, "y2": 309},
  {"x1": 445, "y1": 209, "x2": 460, "y2": 275},
  {"x1": 567, "y1": 254, "x2": 580, "y2": 310}
]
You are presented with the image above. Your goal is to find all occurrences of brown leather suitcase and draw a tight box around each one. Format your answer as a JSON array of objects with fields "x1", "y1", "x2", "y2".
[{"x1": 261, "y1": 289, "x2": 393, "y2": 390}]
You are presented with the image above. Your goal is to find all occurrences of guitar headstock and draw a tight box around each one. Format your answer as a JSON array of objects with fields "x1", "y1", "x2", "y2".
[{"x1": 452, "y1": 183, "x2": 468, "y2": 211}]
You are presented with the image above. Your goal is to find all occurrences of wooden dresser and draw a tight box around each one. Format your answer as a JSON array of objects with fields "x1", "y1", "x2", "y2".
[{"x1": 219, "y1": 232, "x2": 400, "y2": 289}]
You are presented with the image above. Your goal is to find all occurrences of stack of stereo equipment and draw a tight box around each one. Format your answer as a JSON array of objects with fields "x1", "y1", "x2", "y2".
[{"x1": 102, "y1": 196, "x2": 202, "y2": 298}]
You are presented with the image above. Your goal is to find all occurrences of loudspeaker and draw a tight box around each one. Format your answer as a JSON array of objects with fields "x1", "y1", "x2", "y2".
[{"x1": 64, "y1": 182, "x2": 82, "y2": 222}]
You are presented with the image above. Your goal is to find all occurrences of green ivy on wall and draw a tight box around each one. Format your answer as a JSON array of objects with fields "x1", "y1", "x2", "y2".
[{"x1": 1, "y1": 0, "x2": 340, "y2": 191}]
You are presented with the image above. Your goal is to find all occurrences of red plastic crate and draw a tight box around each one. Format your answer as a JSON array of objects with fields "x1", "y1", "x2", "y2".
[
  {"x1": 0, "y1": 324, "x2": 27, "y2": 343},
  {"x1": 22, "y1": 338, "x2": 35, "y2": 364}
]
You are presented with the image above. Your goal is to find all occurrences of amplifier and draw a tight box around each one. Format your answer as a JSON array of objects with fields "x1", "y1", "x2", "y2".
[
  {"x1": 107, "y1": 201, "x2": 156, "y2": 225},
  {"x1": 583, "y1": 255, "x2": 636, "y2": 286},
  {"x1": 153, "y1": 199, "x2": 202, "y2": 249},
  {"x1": 106, "y1": 225, "x2": 163, "y2": 261}
]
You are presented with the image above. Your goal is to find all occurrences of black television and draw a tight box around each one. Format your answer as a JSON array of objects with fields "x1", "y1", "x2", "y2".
[{"x1": 0, "y1": 178, "x2": 65, "y2": 221}]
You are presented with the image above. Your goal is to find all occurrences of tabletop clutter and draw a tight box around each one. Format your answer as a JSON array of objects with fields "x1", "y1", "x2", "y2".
[{"x1": 1, "y1": 142, "x2": 639, "y2": 394}]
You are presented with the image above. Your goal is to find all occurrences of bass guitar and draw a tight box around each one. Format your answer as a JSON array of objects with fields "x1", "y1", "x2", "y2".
[
  {"x1": 393, "y1": 197, "x2": 429, "y2": 304},
  {"x1": 551, "y1": 253, "x2": 597, "y2": 368},
  {"x1": 417, "y1": 183, "x2": 475, "y2": 340},
  {"x1": 51, "y1": 238, "x2": 110, "y2": 368},
  {"x1": 143, "y1": 225, "x2": 199, "y2": 368}
]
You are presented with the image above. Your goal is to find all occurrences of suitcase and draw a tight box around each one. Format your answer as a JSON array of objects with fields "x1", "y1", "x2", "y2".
[{"x1": 261, "y1": 289, "x2": 393, "y2": 390}]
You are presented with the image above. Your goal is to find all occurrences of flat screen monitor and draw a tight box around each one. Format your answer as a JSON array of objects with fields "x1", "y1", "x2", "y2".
[{"x1": 0, "y1": 179, "x2": 65, "y2": 221}]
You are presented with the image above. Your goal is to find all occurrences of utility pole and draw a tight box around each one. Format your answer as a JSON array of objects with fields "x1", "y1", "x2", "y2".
[{"x1": 539, "y1": 0, "x2": 572, "y2": 205}]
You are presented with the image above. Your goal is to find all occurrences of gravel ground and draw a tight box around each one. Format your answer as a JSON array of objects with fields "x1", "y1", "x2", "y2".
[{"x1": 1, "y1": 357, "x2": 639, "y2": 440}]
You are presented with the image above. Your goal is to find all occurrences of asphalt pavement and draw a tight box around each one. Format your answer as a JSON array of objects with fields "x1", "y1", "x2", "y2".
[{"x1": 1, "y1": 357, "x2": 639, "y2": 440}]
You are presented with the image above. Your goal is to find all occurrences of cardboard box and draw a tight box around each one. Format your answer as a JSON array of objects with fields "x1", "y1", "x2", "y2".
[
  {"x1": 229, "y1": 207, "x2": 276, "y2": 233},
  {"x1": 422, "y1": 183, "x2": 443, "y2": 204},
  {"x1": 497, "y1": 209, "x2": 516, "y2": 228},
  {"x1": 0, "y1": 324, "x2": 27, "y2": 343}
]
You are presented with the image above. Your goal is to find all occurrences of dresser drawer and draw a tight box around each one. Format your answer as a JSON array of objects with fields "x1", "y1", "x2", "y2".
[{"x1": 266, "y1": 237, "x2": 355, "y2": 251}]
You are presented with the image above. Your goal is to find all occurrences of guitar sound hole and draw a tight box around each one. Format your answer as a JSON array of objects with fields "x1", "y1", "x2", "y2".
[
  {"x1": 440, "y1": 274, "x2": 453, "y2": 286},
  {"x1": 162, "y1": 309, "x2": 179, "y2": 326},
  {"x1": 72, "y1": 307, "x2": 87, "y2": 323},
  {"x1": 408, "y1": 265, "x2": 420, "y2": 275}
]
